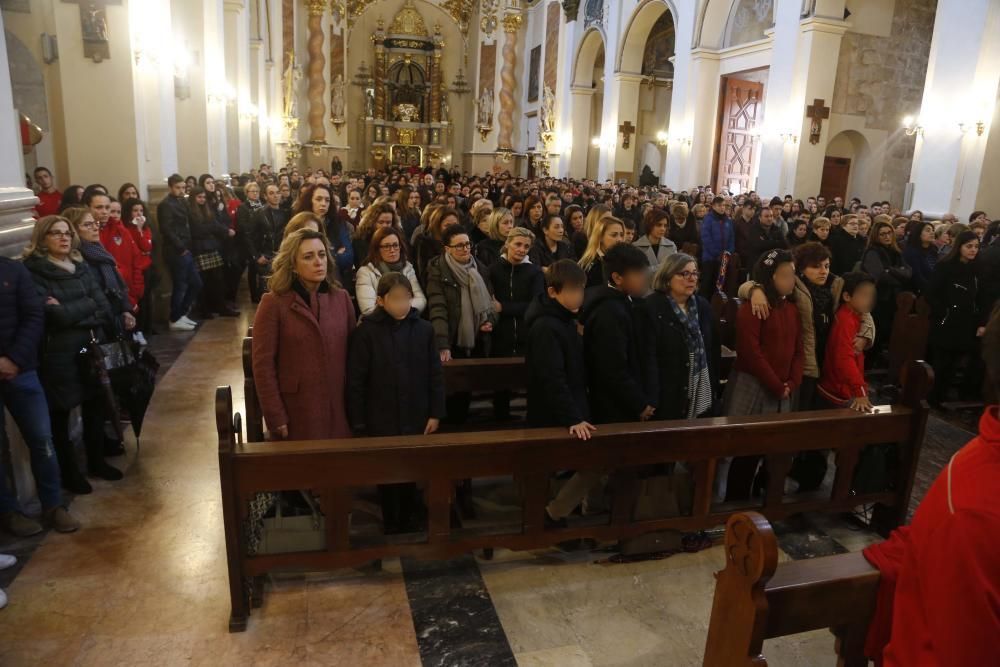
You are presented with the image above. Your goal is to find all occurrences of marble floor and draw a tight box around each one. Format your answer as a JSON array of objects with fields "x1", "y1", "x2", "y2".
[{"x1": 0, "y1": 305, "x2": 976, "y2": 667}]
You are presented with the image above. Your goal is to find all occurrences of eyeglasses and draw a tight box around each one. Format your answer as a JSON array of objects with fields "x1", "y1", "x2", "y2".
[
  {"x1": 448, "y1": 242, "x2": 472, "y2": 250},
  {"x1": 46, "y1": 230, "x2": 73, "y2": 238},
  {"x1": 379, "y1": 243, "x2": 401, "y2": 251},
  {"x1": 78, "y1": 222, "x2": 99, "y2": 230},
  {"x1": 676, "y1": 270, "x2": 701, "y2": 280}
]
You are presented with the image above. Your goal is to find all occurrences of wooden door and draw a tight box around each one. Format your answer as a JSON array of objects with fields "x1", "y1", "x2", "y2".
[
  {"x1": 820, "y1": 156, "x2": 851, "y2": 202},
  {"x1": 714, "y1": 78, "x2": 764, "y2": 195}
]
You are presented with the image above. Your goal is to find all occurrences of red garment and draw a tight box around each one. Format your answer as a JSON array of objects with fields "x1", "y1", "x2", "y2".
[
  {"x1": 863, "y1": 406, "x2": 1000, "y2": 666},
  {"x1": 818, "y1": 304, "x2": 867, "y2": 404},
  {"x1": 34, "y1": 190, "x2": 62, "y2": 218},
  {"x1": 226, "y1": 198, "x2": 241, "y2": 228},
  {"x1": 99, "y1": 217, "x2": 144, "y2": 304},
  {"x1": 126, "y1": 221, "x2": 153, "y2": 272},
  {"x1": 733, "y1": 298, "x2": 804, "y2": 397},
  {"x1": 251, "y1": 286, "x2": 356, "y2": 440}
]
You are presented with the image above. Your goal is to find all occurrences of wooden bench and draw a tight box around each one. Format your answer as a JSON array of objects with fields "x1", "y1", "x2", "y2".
[
  {"x1": 887, "y1": 291, "x2": 930, "y2": 388},
  {"x1": 216, "y1": 361, "x2": 931, "y2": 631},
  {"x1": 703, "y1": 511, "x2": 880, "y2": 666},
  {"x1": 240, "y1": 334, "x2": 527, "y2": 441}
]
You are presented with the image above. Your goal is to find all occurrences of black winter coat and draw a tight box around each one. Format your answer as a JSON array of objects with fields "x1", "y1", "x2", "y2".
[
  {"x1": 641, "y1": 293, "x2": 721, "y2": 420},
  {"x1": 0, "y1": 258, "x2": 44, "y2": 373},
  {"x1": 741, "y1": 221, "x2": 787, "y2": 270},
  {"x1": 157, "y1": 195, "x2": 193, "y2": 256},
  {"x1": 524, "y1": 295, "x2": 589, "y2": 427},
  {"x1": 247, "y1": 206, "x2": 288, "y2": 260},
  {"x1": 22, "y1": 255, "x2": 115, "y2": 410},
  {"x1": 189, "y1": 209, "x2": 231, "y2": 255},
  {"x1": 926, "y1": 259, "x2": 986, "y2": 352},
  {"x1": 862, "y1": 245, "x2": 911, "y2": 302},
  {"x1": 528, "y1": 236, "x2": 575, "y2": 268},
  {"x1": 347, "y1": 307, "x2": 445, "y2": 436},
  {"x1": 581, "y1": 285, "x2": 652, "y2": 424},
  {"x1": 474, "y1": 237, "x2": 504, "y2": 271},
  {"x1": 487, "y1": 257, "x2": 544, "y2": 356},
  {"x1": 830, "y1": 226, "x2": 865, "y2": 276}
]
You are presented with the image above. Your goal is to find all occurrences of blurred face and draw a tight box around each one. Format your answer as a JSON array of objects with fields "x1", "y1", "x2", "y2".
[
  {"x1": 76, "y1": 212, "x2": 100, "y2": 242},
  {"x1": 894, "y1": 223, "x2": 907, "y2": 240},
  {"x1": 203, "y1": 178, "x2": 216, "y2": 193},
  {"x1": 295, "y1": 238, "x2": 328, "y2": 285},
  {"x1": 280, "y1": 184, "x2": 290, "y2": 199},
  {"x1": 711, "y1": 201, "x2": 725, "y2": 216},
  {"x1": 959, "y1": 238, "x2": 979, "y2": 262},
  {"x1": 246, "y1": 184, "x2": 260, "y2": 202},
  {"x1": 759, "y1": 208, "x2": 774, "y2": 227},
  {"x1": 408, "y1": 191, "x2": 421, "y2": 208},
  {"x1": 376, "y1": 212, "x2": 394, "y2": 229},
  {"x1": 311, "y1": 188, "x2": 331, "y2": 216},
  {"x1": 109, "y1": 201, "x2": 122, "y2": 220},
  {"x1": 120, "y1": 185, "x2": 138, "y2": 201},
  {"x1": 35, "y1": 170, "x2": 53, "y2": 190},
  {"x1": 507, "y1": 235, "x2": 531, "y2": 263},
  {"x1": 569, "y1": 210, "x2": 584, "y2": 232},
  {"x1": 830, "y1": 210, "x2": 842, "y2": 225},
  {"x1": 194, "y1": 192, "x2": 207, "y2": 206},
  {"x1": 378, "y1": 233, "x2": 401, "y2": 264},
  {"x1": 550, "y1": 284, "x2": 585, "y2": 313},
  {"x1": 378, "y1": 284, "x2": 413, "y2": 320},
  {"x1": 649, "y1": 219, "x2": 668, "y2": 242},
  {"x1": 44, "y1": 220, "x2": 73, "y2": 258},
  {"x1": 529, "y1": 201, "x2": 543, "y2": 221},
  {"x1": 668, "y1": 261, "x2": 699, "y2": 301},
  {"x1": 130, "y1": 204, "x2": 145, "y2": 221},
  {"x1": 600, "y1": 223, "x2": 625, "y2": 252},
  {"x1": 813, "y1": 225, "x2": 830, "y2": 240},
  {"x1": 919, "y1": 224, "x2": 934, "y2": 245},
  {"x1": 90, "y1": 195, "x2": 111, "y2": 225},
  {"x1": 445, "y1": 233, "x2": 472, "y2": 263},
  {"x1": 793, "y1": 223, "x2": 807, "y2": 238},
  {"x1": 877, "y1": 225, "x2": 894, "y2": 247},
  {"x1": 843, "y1": 218, "x2": 859, "y2": 236},
  {"x1": 844, "y1": 282, "x2": 876, "y2": 315},
  {"x1": 545, "y1": 218, "x2": 565, "y2": 243},
  {"x1": 499, "y1": 215, "x2": 513, "y2": 238},
  {"x1": 348, "y1": 191, "x2": 361, "y2": 208},
  {"x1": 802, "y1": 258, "x2": 830, "y2": 287},
  {"x1": 773, "y1": 261, "x2": 796, "y2": 297},
  {"x1": 546, "y1": 199, "x2": 561, "y2": 215},
  {"x1": 265, "y1": 185, "x2": 280, "y2": 207},
  {"x1": 510, "y1": 202, "x2": 523, "y2": 218},
  {"x1": 858, "y1": 218, "x2": 871, "y2": 236}
]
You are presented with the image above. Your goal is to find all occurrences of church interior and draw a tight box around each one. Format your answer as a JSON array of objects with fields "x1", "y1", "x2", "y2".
[{"x1": 0, "y1": 0, "x2": 998, "y2": 665}]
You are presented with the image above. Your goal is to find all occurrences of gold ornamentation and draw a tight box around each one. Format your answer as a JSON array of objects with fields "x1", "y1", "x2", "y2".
[
  {"x1": 397, "y1": 128, "x2": 417, "y2": 145},
  {"x1": 389, "y1": 0, "x2": 428, "y2": 36},
  {"x1": 502, "y1": 12, "x2": 522, "y2": 33},
  {"x1": 441, "y1": 0, "x2": 474, "y2": 34},
  {"x1": 393, "y1": 104, "x2": 420, "y2": 123},
  {"x1": 372, "y1": 147, "x2": 385, "y2": 160},
  {"x1": 480, "y1": 0, "x2": 499, "y2": 36},
  {"x1": 306, "y1": 0, "x2": 327, "y2": 17}
]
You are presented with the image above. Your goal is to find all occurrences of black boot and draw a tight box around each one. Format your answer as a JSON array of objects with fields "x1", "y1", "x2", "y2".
[
  {"x1": 85, "y1": 432, "x2": 123, "y2": 481},
  {"x1": 52, "y1": 436, "x2": 92, "y2": 495}
]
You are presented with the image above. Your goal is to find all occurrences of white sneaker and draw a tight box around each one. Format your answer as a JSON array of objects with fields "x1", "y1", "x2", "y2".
[
  {"x1": 179, "y1": 315, "x2": 198, "y2": 327},
  {"x1": 133, "y1": 331, "x2": 148, "y2": 347},
  {"x1": 0, "y1": 588, "x2": 6, "y2": 609},
  {"x1": 0, "y1": 554, "x2": 15, "y2": 570},
  {"x1": 169, "y1": 319, "x2": 196, "y2": 332}
]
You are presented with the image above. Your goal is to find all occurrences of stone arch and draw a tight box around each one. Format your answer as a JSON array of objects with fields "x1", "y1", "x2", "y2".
[
  {"x1": 693, "y1": 0, "x2": 737, "y2": 50},
  {"x1": 822, "y1": 129, "x2": 874, "y2": 203},
  {"x1": 723, "y1": 0, "x2": 774, "y2": 48},
  {"x1": 616, "y1": 0, "x2": 678, "y2": 74},
  {"x1": 572, "y1": 27, "x2": 606, "y2": 87}
]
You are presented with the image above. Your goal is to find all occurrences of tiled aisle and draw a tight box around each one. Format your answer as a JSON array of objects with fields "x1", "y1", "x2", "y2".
[{"x1": 0, "y1": 308, "x2": 975, "y2": 666}]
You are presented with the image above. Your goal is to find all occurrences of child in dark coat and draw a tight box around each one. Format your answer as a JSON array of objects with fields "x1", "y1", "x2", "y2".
[{"x1": 347, "y1": 272, "x2": 445, "y2": 533}]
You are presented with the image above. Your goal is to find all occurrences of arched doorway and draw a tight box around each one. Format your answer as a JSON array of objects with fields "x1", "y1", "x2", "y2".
[
  {"x1": 822, "y1": 130, "x2": 873, "y2": 203},
  {"x1": 569, "y1": 28, "x2": 605, "y2": 180},
  {"x1": 617, "y1": 1, "x2": 675, "y2": 182}
]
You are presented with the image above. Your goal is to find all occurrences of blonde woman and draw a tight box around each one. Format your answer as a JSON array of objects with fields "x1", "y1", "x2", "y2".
[
  {"x1": 21, "y1": 215, "x2": 119, "y2": 492},
  {"x1": 252, "y1": 228, "x2": 355, "y2": 440},
  {"x1": 573, "y1": 203, "x2": 611, "y2": 258},
  {"x1": 282, "y1": 211, "x2": 324, "y2": 239},
  {"x1": 474, "y1": 207, "x2": 514, "y2": 271},
  {"x1": 578, "y1": 216, "x2": 627, "y2": 288}
]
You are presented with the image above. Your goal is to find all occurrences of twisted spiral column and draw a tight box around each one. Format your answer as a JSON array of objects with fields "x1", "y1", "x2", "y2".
[
  {"x1": 306, "y1": 1, "x2": 326, "y2": 142},
  {"x1": 497, "y1": 14, "x2": 522, "y2": 149}
]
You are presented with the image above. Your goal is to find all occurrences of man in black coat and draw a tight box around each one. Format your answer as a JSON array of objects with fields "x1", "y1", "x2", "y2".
[
  {"x1": 247, "y1": 183, "x2": 288, "y2": 302},
  {"x1": 157, "y1": 173, "x2": 201, "y2": 329},
  {"x1": 581, "y1": 243, "x2": 656, "y2": 425},
  {"x1": 741, "y1": 206, "x2": 787, "y2": 270}
]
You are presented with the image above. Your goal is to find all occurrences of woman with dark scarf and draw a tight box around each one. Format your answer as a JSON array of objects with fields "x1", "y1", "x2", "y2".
[{"x1": 862, "y1": 217, "x2": 912, "y2": 356}]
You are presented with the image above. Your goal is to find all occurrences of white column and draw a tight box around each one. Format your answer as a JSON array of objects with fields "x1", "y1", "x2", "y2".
[
  {"x1": 663, "y1": 1, "x2": 697, "y2": 189},
  {"x1": 224, "y1": 0, "x2": 251, "y2": 172},
  {"x1": 908, "y1": 0, "x2": 1000, "y2": 217},
  {"x1": 568, "y1": 85, "x2": 593, "y2": 178},
  {"x1": 610, "y1": 72, "x2": 643, "y2": 180},
  {"x1": 0, "y1": 14, "x2": 37, "y2": 258}
]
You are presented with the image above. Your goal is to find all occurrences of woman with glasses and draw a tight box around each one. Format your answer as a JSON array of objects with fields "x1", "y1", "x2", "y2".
[
  {"x1": 862, "y1": 216, "x2": 912, "y2": 356},
  {"x1": 21, "y1": 215, "x2": 120, "y2": 492},
  {"x1": 355, "y1": 226, "x2": 426, "y2": 316},
  {"x1": 642, "y1": 253, "x2": 720, "y2": 421}
]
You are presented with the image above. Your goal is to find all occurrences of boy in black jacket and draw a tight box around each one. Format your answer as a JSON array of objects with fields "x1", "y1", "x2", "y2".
[{"x1": 581, "y1": 243, "x2": 656, "y2": 424}]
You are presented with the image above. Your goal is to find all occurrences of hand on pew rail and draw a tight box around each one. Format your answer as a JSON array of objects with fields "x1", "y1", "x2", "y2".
[{"x1": 215, "y1": 361, "x2": 933, "y2": 633}]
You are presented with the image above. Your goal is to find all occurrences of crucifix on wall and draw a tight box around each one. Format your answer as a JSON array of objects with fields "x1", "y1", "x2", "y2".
[
  {"x1": 806, "y1": 98, "x2": 830, "y2": 145},
  {"x1": 619, "y1": 120, "x2": 635, "y2": 149},
  {"x1": 63, "y1": 0, "x2": 121, "y2": 63}
]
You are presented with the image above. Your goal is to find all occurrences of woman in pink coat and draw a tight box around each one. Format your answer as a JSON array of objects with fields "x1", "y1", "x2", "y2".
[{"x1": 252, "y1": 228, "x2": 355, "y2": 440}]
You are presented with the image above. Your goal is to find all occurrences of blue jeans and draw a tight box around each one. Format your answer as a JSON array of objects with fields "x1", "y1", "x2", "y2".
[
  {"x1": 167, "y1": 252, "x2": 202, "y2": 322},
  {"x1": 0, "y1": 370, "x2": 63, "y2": 512}
]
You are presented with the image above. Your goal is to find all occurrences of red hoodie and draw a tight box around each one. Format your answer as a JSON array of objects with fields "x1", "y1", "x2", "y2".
[
  {"x1": 863, "y1": 406, "x2": 1000, "y2": 666},
  {"x1": 818, "y1": 304, "x2": 868, "y2": 405},
  {"x1": 100, "y1": 217, "x2": 144, "y2": 304}
]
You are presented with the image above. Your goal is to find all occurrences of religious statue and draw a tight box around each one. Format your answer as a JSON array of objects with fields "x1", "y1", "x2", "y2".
[
  {"x1": 331, "y1": 74, "x2": 346, "y2": 120},
  {"x1": 82, "y1": 4, "x2": 109, "y2": 43},
  {"x1": 477, "y1": 87, "x2": 493, "y2": 127},
  {"x1": 283, "y1": 52, "x2": 302, "y2": 119},
  {"x1": 364, "y1": 88, "x2": 375, "y2": 119},
  {"x1": 441, "y1": 93, "x2": 451, "y2": 124},
  {"x1": 539, "y1": 85, "x2": 555, "y2": 135}
]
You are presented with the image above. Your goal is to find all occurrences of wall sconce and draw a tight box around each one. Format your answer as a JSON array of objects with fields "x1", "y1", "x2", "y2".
[
  {"x1": 779, "y1": 131, "x2": 799, "y2": 144},
  {"x1": 132, "y1": 44, "x2": 158, "y2": 68},
  {"x1": 958, "y1": 120, "x2": 986, "y2": 136},
  {"x1": 655, "y1": 130, "x2": 668, "y2": 147},
  {"x1": 902, "y1": 115, "x2": 923, "y2": 137}
]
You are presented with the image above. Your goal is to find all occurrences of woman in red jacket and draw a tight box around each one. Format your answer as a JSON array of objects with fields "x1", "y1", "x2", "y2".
[
  {"x1": 251, "y1": 228, "x2": 355, "y2": 440},
  {"x1": 719, "y1": 249, "x2": 803, "y2": 501},
  {"x1": 123, "y1": 198, "x2": 154, "y2": 343}
]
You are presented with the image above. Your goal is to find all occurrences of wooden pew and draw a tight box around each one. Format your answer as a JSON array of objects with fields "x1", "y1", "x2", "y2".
[
  {"x1": 240, "y1": 334, "x2": 527, "y2": 441},
  {"x1": 887, "y1": 291, "x2": 930, "y2": 388},
  {"x1": 703, "y1": 512, "x2": 880, "y2": 667},
  {"x1": 216, "y1": 361, "x2": 931, "y2": 631}
]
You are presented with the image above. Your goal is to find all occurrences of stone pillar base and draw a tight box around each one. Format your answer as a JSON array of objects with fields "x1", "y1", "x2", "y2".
[{"x1": 0, "y1": 187, "x2": 39, "y2": 259}]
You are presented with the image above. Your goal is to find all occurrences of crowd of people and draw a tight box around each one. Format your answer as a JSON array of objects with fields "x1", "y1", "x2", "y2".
[{"x1": 1, "y1": 161, "x2": 998, "y2": 607}]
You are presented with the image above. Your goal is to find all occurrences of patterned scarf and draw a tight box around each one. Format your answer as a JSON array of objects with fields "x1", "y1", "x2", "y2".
[
  {"x1": 668, "y1": 294, "x2": 707, "y2": 375},
  {"x1": 444, "y1": 252, "x2": 494, "y2": 351},
  {"x1": 79, "y1": 239, "x2": 128, "y2": 305}
]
